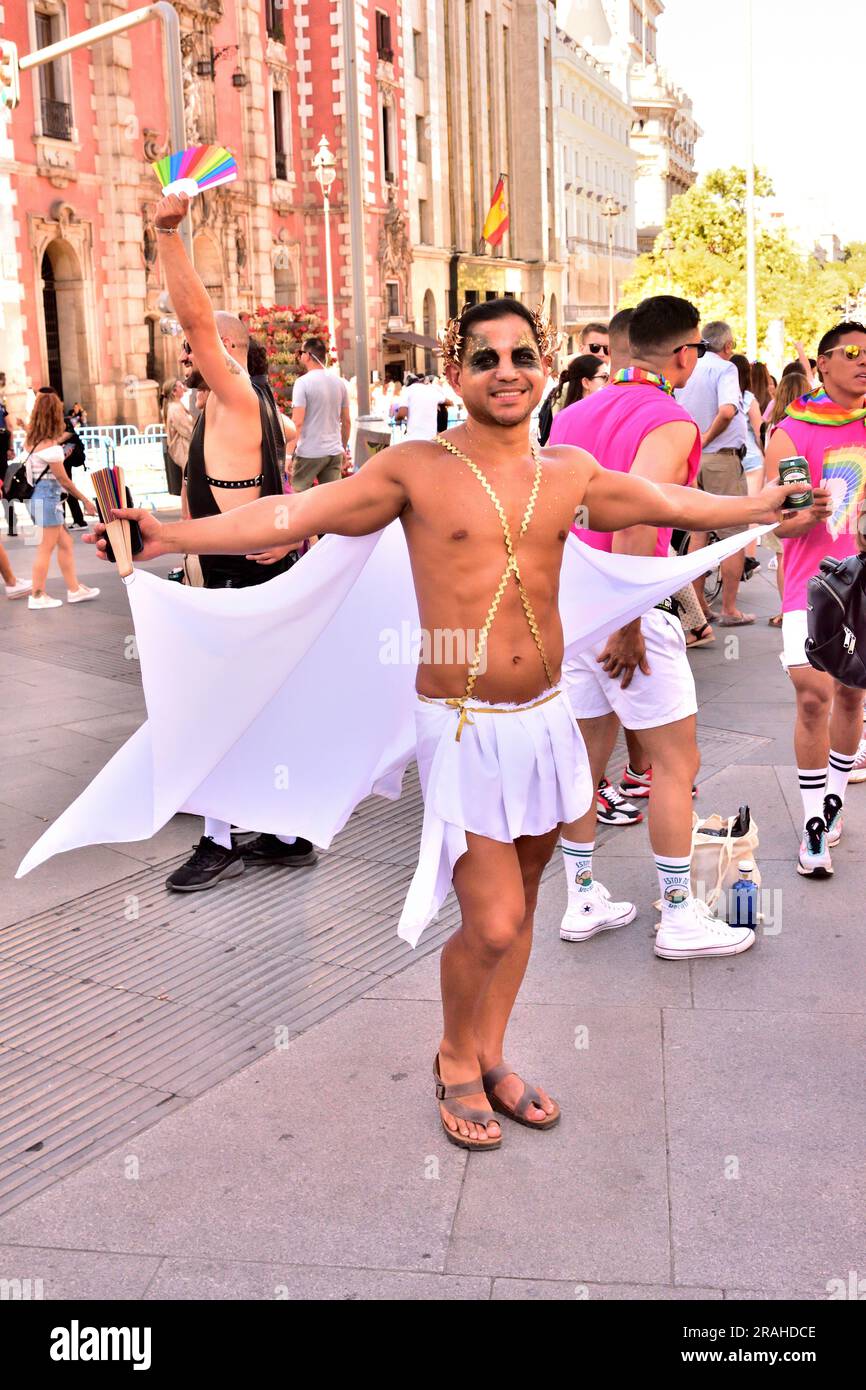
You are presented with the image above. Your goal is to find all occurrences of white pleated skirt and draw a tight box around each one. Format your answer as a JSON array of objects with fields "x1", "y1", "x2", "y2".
[{"x1": 397, "y1": 686, "x2": 593, "y2": 947}]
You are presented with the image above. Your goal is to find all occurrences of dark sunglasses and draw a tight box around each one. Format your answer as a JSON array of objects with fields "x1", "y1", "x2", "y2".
[
  {"x1": 672, "y1": 339, "x2": 710, "y2": 357},
  {"x1": 588, "y1": 343, "x2": 609, "y2": 356}
]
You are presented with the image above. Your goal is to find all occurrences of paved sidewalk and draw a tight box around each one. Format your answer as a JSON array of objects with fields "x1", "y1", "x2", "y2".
[{"x1": 0, "y1": 534, "x2": 864, "y2": 1300}]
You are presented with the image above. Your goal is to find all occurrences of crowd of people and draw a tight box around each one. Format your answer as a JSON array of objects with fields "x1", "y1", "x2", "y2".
[{"x1": 6, "y1": 184, "x2": 866, "y2": 1148}]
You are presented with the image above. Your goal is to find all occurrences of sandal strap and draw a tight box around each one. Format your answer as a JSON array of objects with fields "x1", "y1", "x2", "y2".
[
  {"x1": 481, "y1": 1060, "x2": 514, "y2": 1092},
  {"x1": 434, "y1": 1075, "x2": 485, "y2": 1101},
  {"x1": 512, "y1": 1082, "x2": 545, "y2": 1119},
  {"x1": 439, "y1": 1097, "x2": 497, "y2": 1127},
  {"x1": 483, "y1": 1061, "x2": 545, "y2": 1118}
]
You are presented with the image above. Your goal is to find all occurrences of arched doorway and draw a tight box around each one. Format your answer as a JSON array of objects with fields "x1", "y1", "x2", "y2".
[
  {"x1": 193, "y1": 234, "x2": 225, "y2": 309},
  {"x1": 422, "y1": 289, "x2": 436, "y2": 375},
  {"x1": 41, "y1": 240, "x2": 87, "y2": 409}
]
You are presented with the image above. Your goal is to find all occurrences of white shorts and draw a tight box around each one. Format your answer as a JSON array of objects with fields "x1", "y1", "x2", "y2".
[
  {"x1": 563, "y1": 608, "x2": 697, "y2": 729},
  {"x1": 780, "y1": 609, "x2": 808, "y2": 670}
]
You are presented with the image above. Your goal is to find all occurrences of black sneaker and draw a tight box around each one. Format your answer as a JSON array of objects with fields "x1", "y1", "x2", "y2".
[
  {"x1": 241, "y1": 833, "x2": 318, "y2": 866},
  {"x1": 166, "y1": 836, "x2": 245, "y2": 892}
]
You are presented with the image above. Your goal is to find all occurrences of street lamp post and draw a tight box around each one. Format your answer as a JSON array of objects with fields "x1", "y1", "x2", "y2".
[
  {"x1": 312, "y1": 134, "x2": 338, "y2": 366},
  {"x1": 745, "y1": 0, "x2": 758, "y2": 360},
  {"x1": 600, "y1": 197, "x2": 623, "y2": 320}
]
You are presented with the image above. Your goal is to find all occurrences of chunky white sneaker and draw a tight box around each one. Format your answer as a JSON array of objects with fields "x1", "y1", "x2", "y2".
[
  {"x1": 823, "y1": 794, "x2": 844, "y2": 848},
  {"x1": 28, "y1": 593, "x2": 62, "y2": 610},
  {"x1": 797, "y1": 816, "x2": 833, "y2": 877},
  {"x1": 4, "y1": 578, "x2": 31, "y2": 600},
  {"x1": 67, "y1": 585, "x2": 100, "y2": 604},
  {"x1": 847, "y1": 737, "x2": 866, "y2": 785},
  {"x1": 655, "y1": 896, "x2": 755, "y2": 959},
  {"x1": 560, "y1": 882, "x2": 637, "y2": 942}
]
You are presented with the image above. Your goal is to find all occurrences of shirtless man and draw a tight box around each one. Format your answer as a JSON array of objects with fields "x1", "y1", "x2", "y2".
[
  {"x1": 154, "y1": 191, "x2": 316, "y2": 890},
  {"x1": 96, "y1": 296, "x2": 799, "y2": 1151}
]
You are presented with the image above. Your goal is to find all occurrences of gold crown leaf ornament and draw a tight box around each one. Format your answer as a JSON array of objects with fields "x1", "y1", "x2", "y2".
[
  {"x1": 437, "y1": 300, "x2": 559, "y2": 367},
  {"x1": 530, "y1": 300, "x2": 560, "y2": 361}
]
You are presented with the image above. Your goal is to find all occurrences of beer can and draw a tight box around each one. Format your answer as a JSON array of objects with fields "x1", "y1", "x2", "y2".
[{"x1": 778, "y1": 456, "x2": 813, "y2": 509}]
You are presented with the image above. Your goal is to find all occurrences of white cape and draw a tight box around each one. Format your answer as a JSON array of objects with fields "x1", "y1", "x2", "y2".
[{"x1": 17, "y1": 523, "x2": 770, "y2": 897}]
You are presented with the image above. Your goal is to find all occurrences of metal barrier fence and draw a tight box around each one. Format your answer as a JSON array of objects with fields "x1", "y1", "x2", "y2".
[{"x1": 9, "y1": 425, "x2": 174, "y2": 512}]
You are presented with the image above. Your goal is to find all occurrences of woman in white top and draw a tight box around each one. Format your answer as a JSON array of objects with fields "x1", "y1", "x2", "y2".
[{"x1": 24, "y1": 390, "x2": 98, "y2": 610}]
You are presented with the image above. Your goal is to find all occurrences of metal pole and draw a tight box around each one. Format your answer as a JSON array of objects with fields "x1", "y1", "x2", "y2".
[
  {"x1": 745, "y1": 0, "x2": 757, "y2": 360},
  {"x1": 323, "y1": 191, "x2": 337, "y2": 365},
  {"x1": 19, "y1": 3, "x2": 189, "y2": 254},
  {"x1": 341, "y1": 0, "x2": 370, "y2": 417}
]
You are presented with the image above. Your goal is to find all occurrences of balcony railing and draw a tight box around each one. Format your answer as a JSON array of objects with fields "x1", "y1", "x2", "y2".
[{"x1": 41, "y1": 97, "x2": 73, "y2": 141}]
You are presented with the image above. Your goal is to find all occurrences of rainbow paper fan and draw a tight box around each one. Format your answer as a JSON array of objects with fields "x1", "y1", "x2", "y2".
[
  {"x1": 821, "y1": 446, "x2": 866, "y2": 541},
  {"x1": 151, "y1": 144, "x2": 238, "y2": 198}
]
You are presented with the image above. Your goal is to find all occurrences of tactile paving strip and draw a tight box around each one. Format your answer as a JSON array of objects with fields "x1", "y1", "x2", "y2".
[
  {"x1": 0, "y1": 765, "x2": 459, "y2": 1215},
  {"x1": 0, "y1": 631, "x2": 142, "y2": 686}
]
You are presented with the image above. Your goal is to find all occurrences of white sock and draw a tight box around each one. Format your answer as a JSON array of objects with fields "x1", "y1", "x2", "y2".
[
  {"x1": 561, "y1": 838, "x2": 594, "y2": 902},
  {"x1": 204, "y1": 817, "x2": 232, "y2": 849},
  {"x1": 826, "y1": 750, "x2": 855, "y2": 804},
  {"x1": 276, "y1": 834, "x2": 297, "y2": 846},
  {"x1": 655, "y1": 855, "x2": 692, "y2": 914},
  {"x1": 797, "y1": 767, "x2": 827, "y2": 826}
]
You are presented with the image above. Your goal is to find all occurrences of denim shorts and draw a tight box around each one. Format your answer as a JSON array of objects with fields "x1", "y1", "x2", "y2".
[{"x1": 28, "y1": 479, "x2": 65, "y2": 528}]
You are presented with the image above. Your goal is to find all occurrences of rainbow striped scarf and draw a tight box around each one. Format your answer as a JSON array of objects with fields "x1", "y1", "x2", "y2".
[
  {"x1": 612, "y1": 367, "x2": 674, "y2": 396},
  {"x1": 786, "y1": 390, "x2": 866, "y2": 427}
]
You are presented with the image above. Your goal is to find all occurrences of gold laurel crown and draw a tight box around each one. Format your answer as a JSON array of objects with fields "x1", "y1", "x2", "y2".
[{"x1": 437, "y1": 300, "x2": 559, "y2": 365}]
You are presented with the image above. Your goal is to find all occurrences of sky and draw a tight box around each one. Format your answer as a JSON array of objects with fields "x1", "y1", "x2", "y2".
[{"x1": 657, "y1": 0, "x2": 866, "y2": 246}]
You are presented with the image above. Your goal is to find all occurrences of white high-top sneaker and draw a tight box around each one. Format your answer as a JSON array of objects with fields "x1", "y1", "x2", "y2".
[
  {"x1": 655, "y1": 896, "x2": 755, "y2": 959},
  {"x1": 560, "y1": 882, "x2": 637, "y2": 943}
]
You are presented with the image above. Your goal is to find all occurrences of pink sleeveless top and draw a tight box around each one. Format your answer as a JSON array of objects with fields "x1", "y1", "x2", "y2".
[
  {"x1": 778, "y1": 415, "x2": 866, "y2": 612},
  {"x1": 549, "y1": 384, "x2": 701, "y2": 557}
]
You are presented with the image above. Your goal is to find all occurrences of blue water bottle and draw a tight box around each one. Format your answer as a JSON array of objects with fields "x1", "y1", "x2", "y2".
[{"x1": 729, "y1": 860, "x2": 758, "y2": 927}]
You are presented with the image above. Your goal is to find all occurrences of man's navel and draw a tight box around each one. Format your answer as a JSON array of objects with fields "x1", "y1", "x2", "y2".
[{"x1": 451, "y1": 528, "x2": 469, "y2": 541}]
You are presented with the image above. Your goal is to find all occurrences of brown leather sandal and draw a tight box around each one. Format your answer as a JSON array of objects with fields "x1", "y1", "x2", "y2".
[
  {"x1": 434, "y1": 1054, "x2": 502, "y2": 1152},
  {"x1": 482, "y1": 1061, "x2": 561, "y2": 1130}
]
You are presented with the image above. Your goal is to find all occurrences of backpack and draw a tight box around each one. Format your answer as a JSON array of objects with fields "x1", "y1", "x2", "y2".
[
  {"x1": 805, "y1": 552, "x2": 866, "y2": 688},
  {"x1": 5, "y1": 451, "x2": 50, "y2": 502}
]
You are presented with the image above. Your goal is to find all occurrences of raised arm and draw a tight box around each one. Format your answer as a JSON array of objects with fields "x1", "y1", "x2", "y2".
[
  {"x1": 154, "y1": 193, "x2": 257, "y2": 414},
  {"x1": 92, "y1": 447, "x2": 411, "y2": 563}
]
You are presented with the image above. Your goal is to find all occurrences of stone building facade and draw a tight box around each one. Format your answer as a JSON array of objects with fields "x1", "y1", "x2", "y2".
[
  {"x1": 400, "y1": 0, "x2": 564, "y2": 376},
  {"x1": 0, "y1": 0, "x2": 408, "y2": 424},
  {"x1": 552, "y1": 23, "x2": 637, "y2": 348},
  {"x1": 554, "y1": 0, "x2": 699, "y2": 255}
]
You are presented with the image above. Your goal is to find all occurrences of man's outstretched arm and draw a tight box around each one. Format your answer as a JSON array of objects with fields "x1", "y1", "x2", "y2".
[
  {"x1": 90, "y1": 450, "x2": 411, "y2": 563},
  {"x1": 582, "y1": 459, "x2": 808, "y2": 535}
]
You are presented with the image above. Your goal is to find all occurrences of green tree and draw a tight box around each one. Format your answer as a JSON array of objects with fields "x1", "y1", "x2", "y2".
[{"x1": 621, "y1": 168, "x2": 856, "y2": 358}]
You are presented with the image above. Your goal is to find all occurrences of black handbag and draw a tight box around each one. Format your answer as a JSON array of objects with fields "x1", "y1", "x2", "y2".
[
  {"x1": 805, "y1": 552, "x2": 866, "y2": 687},
  {"x1": 5, "y1": 452, "x2": 50, "y2": 503}
]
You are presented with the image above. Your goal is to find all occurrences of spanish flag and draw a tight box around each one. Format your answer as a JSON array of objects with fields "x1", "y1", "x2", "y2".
[{"x1": 482, "y1": 174, "x2": 509, "y2": 247}]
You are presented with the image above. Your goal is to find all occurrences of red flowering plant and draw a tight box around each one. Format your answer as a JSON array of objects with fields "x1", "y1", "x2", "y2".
[{"x1": 244, "y1": 304, "x2": 331, "y2": 413}]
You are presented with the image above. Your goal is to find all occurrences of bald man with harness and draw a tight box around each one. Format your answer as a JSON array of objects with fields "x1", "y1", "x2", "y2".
[{"x1": 154, "y1": 191, "x2": 317, "y2": 890}]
